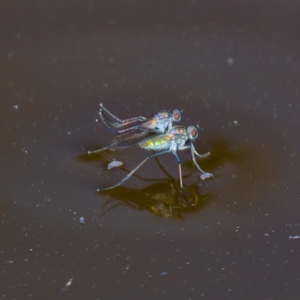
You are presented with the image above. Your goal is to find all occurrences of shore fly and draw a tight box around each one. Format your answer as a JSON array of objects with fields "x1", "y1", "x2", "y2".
[
  {"x1": 88, "y1": 125, "x2": 213, "y2": 191},
  {"x1": 96, "y1": 103, "x2": 182, "y2": 135}
]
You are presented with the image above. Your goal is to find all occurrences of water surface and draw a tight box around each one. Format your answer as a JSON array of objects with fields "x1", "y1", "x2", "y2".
[{"x1": 1, "y1": 1, "x2": 300, "y2": 299}]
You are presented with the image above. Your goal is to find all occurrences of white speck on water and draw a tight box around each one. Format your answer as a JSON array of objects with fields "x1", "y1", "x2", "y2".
[
  {"x1": 80, "y1": 217, "x2": 85, "y2": 224},
  {"x1": 65, "y1": 278, "x2": 73, "y2": 287},
  {"x1": 233, "y1": 120, "x2": 239, "y2": 125},
  {"x1": 227, "y1": 58, "x2": 234, "y2": 65},
  {"x1": 14, "y1": 105, "x2": 19, "y2": 110},
  {"x1": 289, "y1": 235, "x2": 300, "y2": 239},
  {"x1": 22, "y1": 148, "x2": 28, "y2": 154},
  {"x1": 161, "y1": 271, "x2": 167, "y2": 276}
]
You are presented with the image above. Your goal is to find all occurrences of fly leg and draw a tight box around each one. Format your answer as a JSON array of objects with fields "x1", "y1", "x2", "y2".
[
  {"x1": 190, "y1": 143, "x2": 214, "y2": 180},
  {"x1": 190, "y1": 143, "x2": 209, "y2": 174},
  {"x1": 192, "y1": 145, "x2": 210, "y2": 159},
  {"x1": 98, "y1": 109, "x2": 146, "y2": 134},
  {"x1": 87, "y1": 146, "x2": 108, "y2": 155},
  {"x1": 170, "y1": 147, "x2": 193, "y2": 205},
  {"x1": 99, "y1": 109, "x2": 163, "y2": 134},
  {"x1": 97, "y1": 150, "x2": 171, "y2": 191},
  {"x1": 100, "y1": 103, "x2": 147, "y2": 128}
]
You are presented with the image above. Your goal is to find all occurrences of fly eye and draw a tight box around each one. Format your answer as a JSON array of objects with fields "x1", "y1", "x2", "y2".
[
  {"x1": 190, "y1": 128, "x2": 198, "y2": 138},
  {"x1": 173, "y1": 110, "x2": 181, "y2": 121},
  {"x1": 191, "y1": 129, "x2": 197, "y2": 137}
]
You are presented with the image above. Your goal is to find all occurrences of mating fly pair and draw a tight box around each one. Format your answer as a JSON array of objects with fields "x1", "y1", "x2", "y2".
[{"x1": 88, "y1": 103, "x2": 213, "y2": 191}]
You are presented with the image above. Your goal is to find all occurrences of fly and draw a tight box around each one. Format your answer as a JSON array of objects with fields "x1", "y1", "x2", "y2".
[
  {"x1": 96, "y1": 103, "x2": 182, "y2": 135},
  {"x1": 89, "y1": 125, "x2": 213, "y2": 191}
]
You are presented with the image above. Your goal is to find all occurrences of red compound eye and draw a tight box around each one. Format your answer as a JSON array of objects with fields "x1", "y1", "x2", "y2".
[
  {"x1": 173, "y1": 110, "x2": 181, "y2": 120},
  {"x1": 191, "y1": 129, "x2": 197, "y2": 137}
]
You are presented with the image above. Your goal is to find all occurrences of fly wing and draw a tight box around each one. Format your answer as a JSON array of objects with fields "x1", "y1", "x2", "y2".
[
  {"x1": 108, "y1": 130, "x2": 155, "y2": 150},
  {"x1": 138, "y1": 118, "x2": 160, "y2": 132}
]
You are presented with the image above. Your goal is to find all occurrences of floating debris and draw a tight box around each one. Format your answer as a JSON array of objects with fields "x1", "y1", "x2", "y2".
[
  {"x1": 107, "y1": 160, "x2": 123, "y2": 170},
  {"x1": 80, "y1": 217, "x2": 85, "y2": 224},
  {"x1": 227, "y1": 58, "x2": 234, "y2": 65},
  {"x1": 289, "y1": 235, "x2": 300, "y2": 239},
  {"x1": 200, "y1": 173, "x2": 214, "y2": 180},
  {"x1": 161, "y1": 271, "x2": 167, "y2": 276},
  {"x1": 65, "y1": 278, "x2": 73, "y2": 287},
  {"x1": 22, "y1": 148, "x2": 28, "y2": 154}
]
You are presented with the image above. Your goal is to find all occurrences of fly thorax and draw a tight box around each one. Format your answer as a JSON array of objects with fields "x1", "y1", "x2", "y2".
[
  {"x1": 176, "y1": 138, "x2": 188, "y2": 147},
  {"x1": 170, "y1": 141, "x2": 178, "y2": 153},
  {"x1": 156, "y1": 123, "x2": 166, "y2": 133},
  {"x1": 158, "y1": 111, "x2": 169, "y2": 120}
]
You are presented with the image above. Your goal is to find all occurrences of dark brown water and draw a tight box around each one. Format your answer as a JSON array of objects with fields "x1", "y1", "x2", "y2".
[{"x1": 2, "y1": 1, "x2": 300, "y2": 299}]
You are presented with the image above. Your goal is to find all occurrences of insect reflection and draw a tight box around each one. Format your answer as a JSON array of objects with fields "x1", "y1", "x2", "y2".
[{"x1": 98, "y1": 157, "x2": 209, "y2": 219}]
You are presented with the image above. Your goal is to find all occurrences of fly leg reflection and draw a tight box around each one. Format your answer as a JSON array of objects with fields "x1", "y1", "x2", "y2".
[{"x1": 99, "y1": 198, "x2": 140, "y2": 219}]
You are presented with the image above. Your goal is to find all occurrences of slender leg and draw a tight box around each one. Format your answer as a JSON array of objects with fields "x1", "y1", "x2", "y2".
[
  {"x1": 171, "y1": 150, "x2": 194, "y2": 204},
  {"x1": 97, "y1": 150, "x2": 171, "y2": 191},
  {"x1": 100, "y1": 103, "x2": 147, "y2": 128},
  {"x1": 98, "y1": 110, "x2": 143, "y2": 134},
  {"x1": 99, "y1": 109, "x2": 162, "y2": 135},
  {"x1": 172, "y1": 151, "x2": 183, "y2": 189},
  {"x1": 190, "y1": 143, "x2": 207, "y2": 174},
  {"x1": 87, "y1": 146, "x2": 108, "y2": 155},
  {"x1": 193, "y1": 146, "x2": 210, "y2": 159},
  {"x1": 97, "y1": 112, "x2": 121, "y2": 133},
  {"x1": 98, "y1": 110, "x2": 121, "y2": 129},
  {"x1": 99, "y1": 109, "x2": 129, "y2": 130}
]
